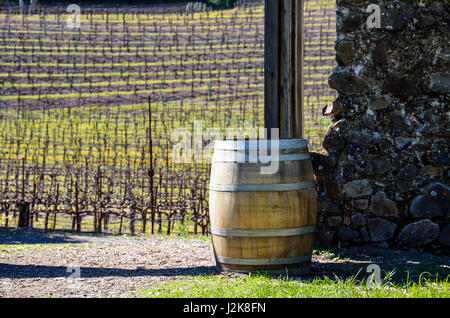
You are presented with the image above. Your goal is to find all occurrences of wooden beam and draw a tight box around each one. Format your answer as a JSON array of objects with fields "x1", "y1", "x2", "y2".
[
  {"x1": 264, "y1": 0, "x2": 304, "y2": 139},
  {"x1": 294, "y1": 0, "x2": 304, "y2": 139},
  {"x1": 281, "y1": 0, "x2": 292, "y2": 139},
  {"x1": 264, "y1": 0, "x2": 280, "y2": 137}
]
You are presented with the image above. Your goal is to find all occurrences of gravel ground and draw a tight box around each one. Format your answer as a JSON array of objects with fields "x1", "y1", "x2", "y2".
[
  {"x1": 0, "y1": 229, "x2": 216, "y2": 298},
  {"x1": 0, "y1": 228, "x2": 449, "y2": 298}
]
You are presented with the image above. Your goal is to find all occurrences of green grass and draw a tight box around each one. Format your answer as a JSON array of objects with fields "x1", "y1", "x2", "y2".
[
  {"x1": 0, "y1": 226, "x2": 212, "y2": 249},
  {"x1": 0, "y1": 212, "x2": 214, "y2": 238},
  {"x1": 139, "y1": 273, "x2": 450, "y2": 298},
  {"x1": 0, "y1": 242, "x2": 93, "y2": 253}
]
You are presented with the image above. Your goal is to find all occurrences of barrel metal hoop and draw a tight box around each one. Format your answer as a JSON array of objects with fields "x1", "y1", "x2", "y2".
[
  {"x1": 211, "y1": 225, "x2": 316, "y2": 237},
  {"x1": 216, "y1": 255, "x2": 311, "y2": 266},
  {"x1": 212, "y1": 153, "x2": 311, "y2": 163},
  {"x1": 219, "y1": 267, "x2": 311, "y2": 275},
  {"x1": 209, "y1": 181, "x2": 316, "y2": 192},
  {"x1": 215, "y1": 139, "x2": 308, "y2": 151}
]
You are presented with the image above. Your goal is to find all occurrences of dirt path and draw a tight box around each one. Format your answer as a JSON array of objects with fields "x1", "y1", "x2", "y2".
[
  {"x1": 0, "y1": 229, "x2": 216, "y2": 297},
  {"x1": 0, "y1": 228, "x2": 448, "y2": 298}
]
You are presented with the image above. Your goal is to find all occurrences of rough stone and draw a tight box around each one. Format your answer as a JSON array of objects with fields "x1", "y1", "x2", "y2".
[
  {"x1": 370, "y1": 191, "x2": 399, "y2": 217},
  {"x1": 371, "y1": 40, "x2": 388, "y2": 64},
  {"x1": 394, "y1": 137, "x2": 411, "y2": 150},
  {"x1": 328, "y1": 67, "x2": 369, "y2": 95},
  {"x1": 342, "y1": 179, "x2": 373, "y2": 198},
  {"x1": 427, "y1": 182, "x2": 450, "y2": 201},
  {"x1": 375, "y1": 242, "x2": 390, "y2": 249},
  {"x1": 335, "y1": 40, "x2": 355, "y2": 65},
  {"x1": 327, "y1": 216, "x2": 342, "y2": 227},
  {"x1": 323, "y1": 180, "x2": 340, "y2": 198},
  {"x1": 310, "y1": 152, "x2": 334, "y2": 179},
  {"x1": 351, "y1": 213, "x2": 367, "y2": 228},
  {"x1": 342, "y1": 216, "x2": 351, "y2": 226},
  {"x1": 339, "y1": 13, "x2": 364, "y2": 32},
  {"x1": 419, "y1": 15, "x2": 436, "y2": 28},
  {"x1": 324, "y1": 202, "x2": 339, "y2": 213},
  {"x1": 382, "y1": 76, "x2": 418, "y2": 96},
  {"x1": 340, "y1": 162, "x2": 356, "y2": 178},
  {"x1": 337, "y1": 226, "x2": 359, "y2": 241},
  {"x1": 429, "y1": 72, "x2": 450, "y2": 93},
  {"x1": 317, "y1": 226, "x2": 335, "y2": 245},
  {"x1": 397, "y1": 164, "x2": 418, "y2": 193},
  {"x1": 360, "y1": 227, "x2": 370, "y2": 243},
  {"x1": 367, "y1": 218, "x2": 397, "y2": 242},
  {"x1": 423, "y1": 165, "x2": 443, "y2": 177},
  {"x1": 435, "y1": 152, "x2": 449, "y2": 165},
  {"x1": 410, "y1": 183, "x2": 450, "y2": 219},
  {"x1": 340, "y1": 144, "x2": 365, "y2": 163},
  {"x1": 352, "y1": 199, "x2": 369, "y2": 211},
  {"x1": 410, "y1": 195, "x2": 447, "y2": 218},
  {"x1": 365, "y1": 156, "x2": 391, "y2": 175},
  {"x1": 398, "y1": 164, "x2": 418, "y2": 181},
  {"x1": 439, "y1": 225, "x2": 450, "y2": 247},
  {"x1": 381, "y1": 2, "x2": 413, "y2": 31},
  {"x1": 369, "y1": 95, "x2": 391, "y2": 110},
  {"x1": 382, "y1": 111, "x2": 410, "y2": 131},
  {"x1": 398, "y1": 220, "x2": 440, "y2": 247},
  {"x1": 322, "y1": 132, "x2": 346, "y2": 152},
  {"x1": 397, "y1": 181, "x2": 412, "y2": 193},
  {"x1": 347, "y1": 131, "x2": 374, "y2": 148},
  {"x1": 323, "y1": 100, "x2": 343, "y2": 116},
  {"x1": 430, "y1": 1, "x2": 446, "y2": 15}
]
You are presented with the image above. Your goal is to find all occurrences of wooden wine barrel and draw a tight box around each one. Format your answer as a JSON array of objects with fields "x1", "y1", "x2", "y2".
[{"x1": 209, "y1": 139, "x2": 317, "y2": 275}]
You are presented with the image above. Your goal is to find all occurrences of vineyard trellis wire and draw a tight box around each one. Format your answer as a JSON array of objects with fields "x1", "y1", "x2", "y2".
[{"x1": 0, "y1": 0, "x2": 336, "y2": 235}]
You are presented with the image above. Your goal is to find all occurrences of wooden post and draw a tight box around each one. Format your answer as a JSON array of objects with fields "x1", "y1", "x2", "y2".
[
  {"x1": 264, "y1": 0, "x2": 280, "y2": 136},
  {"x1": 294, "y1": 0, "x2": 305, "y2": 139},
  {"x1": 17, "y1": 201, "x2": 30, "y2": 228},
  {"x1": 265, "y1": 0, "x2": 304, "y2": 139},
  {"x1": 148, "y1": 96, "x2": 156, "y2": 235}
]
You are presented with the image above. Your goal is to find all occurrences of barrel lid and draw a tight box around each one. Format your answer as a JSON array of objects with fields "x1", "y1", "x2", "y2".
[{"x1": 214, "y1": 139, "x2": 308, "y2": 151}]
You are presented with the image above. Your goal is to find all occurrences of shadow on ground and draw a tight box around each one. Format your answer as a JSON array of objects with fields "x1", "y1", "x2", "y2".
[
  {"x1": 0, "y1": 263, "x2": 219, "y2": 278},
  {"x1": 306, "y1": 244, "x2": 450, "y2": 284},
  {"x1": 0, "y1": 227, "x2": 116, "y2": 244},
  {"x1": 0, "y1": 228, "x2": 448, "y2": 284},
  {"x1": 0, "y1": 260, "x2": 448, "y2": 285}
]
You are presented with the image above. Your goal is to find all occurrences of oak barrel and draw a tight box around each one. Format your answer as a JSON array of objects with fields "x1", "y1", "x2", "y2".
[{"x1": 209, "y1": 139, "x2": 317, "y2": 275}]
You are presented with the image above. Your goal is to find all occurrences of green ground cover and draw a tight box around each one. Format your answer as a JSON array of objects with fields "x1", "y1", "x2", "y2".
[{"x1": 140, "y1": 273, "x2": 449, "y2": 298}]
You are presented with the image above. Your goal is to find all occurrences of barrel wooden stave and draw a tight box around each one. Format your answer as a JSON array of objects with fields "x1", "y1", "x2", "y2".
[
  {"x1": 212, "y1": 234, "x2": 315, "y2": 259},
  {"x1": 211, "y1": 160, "x2": 314, "y2": 185},
  {"x1": 210, "y1": 190, "x2": 317, "y2": 230}
]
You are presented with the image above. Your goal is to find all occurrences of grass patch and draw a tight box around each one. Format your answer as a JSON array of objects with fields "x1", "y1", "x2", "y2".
[
  {"x1": 0, "y1": 226, "x2": 212, "y2": 247},
  {"x1": 119, "y1": 232, "x2": 212, "y2": 242},
  {"x1": 139, "y1": 273, "x2": 449, "y2": 298},
  {"x1": 0, "y1": 242, "x2": 92, "y2": 254}
]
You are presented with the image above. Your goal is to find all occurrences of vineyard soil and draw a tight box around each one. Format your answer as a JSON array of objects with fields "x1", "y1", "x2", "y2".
[{"x1": 1, "y1": 1, "x2": 335, "y2": 237}]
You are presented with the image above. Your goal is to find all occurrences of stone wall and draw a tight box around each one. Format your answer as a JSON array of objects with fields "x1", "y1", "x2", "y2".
[{"x1": 313, "y1": 0, "x2": 449, "y2": 249}]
